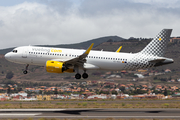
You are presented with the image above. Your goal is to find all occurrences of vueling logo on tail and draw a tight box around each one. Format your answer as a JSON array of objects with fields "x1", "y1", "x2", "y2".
[{"x1": 139, "y1": 29, "x2": 172, "y2": 57}]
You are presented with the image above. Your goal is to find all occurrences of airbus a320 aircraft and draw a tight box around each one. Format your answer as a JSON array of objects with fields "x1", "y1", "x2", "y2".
[{"x1": 5, "y1": 29, "x2": 173, "y2": 79}]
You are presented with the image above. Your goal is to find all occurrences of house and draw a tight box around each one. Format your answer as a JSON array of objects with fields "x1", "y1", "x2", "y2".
[
  {"x1": 156, "y1": 94, "x2": 165, "y2": 99},
  {"x1": 171, "y1": 86, "x2": 179, "y2": 91},
  {"x1": 115, "y1": 88, "x2": 120, "y2": 92},
  {"x1": 145, "y1": 93, "x2": 157, "y2": 99},
  {"x1": 165, "y1": 69, "x2": 171, "y2": 73},
  {"x1": 135, "y1": 74, "x2": 144, "y2": 78},
  {"x1": 40, "y1": 86, "x2": 46, "y2": 89},
  {"x1": 138, "y1": 69, "x2": 147, "y2": 72},
  {"x1": 156, "y1": 85, "x2": 162, "y2": 91},
  {"x1": 36, "y1": 95, "x2": 51, "y2": 100},
  {"x1": 12, "y1": 95, "x2": 24, "y2": 100},
  {"x1": 0, "y1": 87, "x2": 4, "y2": 91},
  {"x1": 119, "y1": 84, "x2": 126, "y2": 87},
  {"x1": 87, "y1": 94, "x2": 107, "y2": 99},
  {"x1": 142, "y1": 85, "x2": 148, "y2": 88},
  {"x1": 141, "y1": 88, "x2": 147, "y2": 91},
  {"x1": 0, "y1": 93, "x2": 8, "y2": 101},
  {"x1": 121, "y1": 70, "x2": 127, "y2": 73},
  {"x1": 171, "y1": 93, "x2": 180, "y2": 98},
  {"x1": 70, "y1": 94, "x2": 82, "y2": 99},
  {"x1": 132, "y1": 95, "x2": 146, "y2": 99}
]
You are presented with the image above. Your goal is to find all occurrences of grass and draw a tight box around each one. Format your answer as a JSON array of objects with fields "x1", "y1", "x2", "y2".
[{"x1": 0, "y1": 101, "x2": 180, "y2": 109}]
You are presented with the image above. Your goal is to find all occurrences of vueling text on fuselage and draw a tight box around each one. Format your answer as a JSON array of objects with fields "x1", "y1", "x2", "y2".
[{"x1": 32, "y1": 48, "x2": 62, "y2": 53}]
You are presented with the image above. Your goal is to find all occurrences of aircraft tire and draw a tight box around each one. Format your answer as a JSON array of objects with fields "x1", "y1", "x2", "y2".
[
  {"x1": 82, "y1": 73, "x2": 88, "y2": 79},
  {"x1": 75, "y1": 73, "x2": 81, "y2": 79},
  {"x1": 23, "y1": 70, "x2": 28, "y2": 74}
]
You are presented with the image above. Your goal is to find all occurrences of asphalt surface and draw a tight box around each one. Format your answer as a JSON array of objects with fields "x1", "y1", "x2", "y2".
[{"x1": 0, "y1": 108, "x2": 180, "y2": 118}]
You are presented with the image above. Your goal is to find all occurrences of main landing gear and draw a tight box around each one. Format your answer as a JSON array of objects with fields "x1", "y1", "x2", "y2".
[
  {"x1": 75, "y1": 73, "x2": 89, "y2": 79},
  {"x1": 82, "y1": 73, "x2": 88, "y2": 79},
  {"x1": 75, "y1": 73, "x2": 81, "y2": 79},
  {"x1": 23, "y1": 64, "x2": 29, "y2": 74},
  {"x1": 74, "y1": 68, "x2": 88, "y2": 79}
]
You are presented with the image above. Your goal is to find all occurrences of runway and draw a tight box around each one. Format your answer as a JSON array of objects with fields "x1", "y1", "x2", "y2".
[{"x1": 0, "y1": 108, "x2": 180, "y2": 118}]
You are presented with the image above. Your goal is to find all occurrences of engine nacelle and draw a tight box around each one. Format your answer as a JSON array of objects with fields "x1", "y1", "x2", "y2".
[
  {"x1": 46, "y1": 60, "x2": 65, "y2": 73},
  {"x1": 64, "y1": 69, "x2": 75, "y2": 73}
]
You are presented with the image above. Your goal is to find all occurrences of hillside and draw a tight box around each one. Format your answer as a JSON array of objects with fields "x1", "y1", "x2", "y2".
[{"x1": 0, "y1": 36, "x2": 124, "y2": 55}]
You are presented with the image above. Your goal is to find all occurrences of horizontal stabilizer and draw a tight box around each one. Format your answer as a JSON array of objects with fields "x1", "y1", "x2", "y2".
[{"x1": 149, "y1": 59, "x2": 166, "y2": 63}]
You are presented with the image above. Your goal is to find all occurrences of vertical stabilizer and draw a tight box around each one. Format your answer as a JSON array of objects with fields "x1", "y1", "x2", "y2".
[{"x1": 140, "y1": 29, "x2": 172, "y2": 57}]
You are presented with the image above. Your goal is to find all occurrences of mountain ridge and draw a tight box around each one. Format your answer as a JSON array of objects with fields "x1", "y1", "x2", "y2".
[{"x1": 0, "y1": 36, "x2": 125, "y2": 55}]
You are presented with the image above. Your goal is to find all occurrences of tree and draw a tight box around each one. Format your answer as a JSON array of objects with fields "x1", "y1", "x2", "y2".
[
  {"x1": 54, "y1": 87, "x2": 58, "y2": 98},
  {"x1": 39, "y1": 90, "x2": 43, "y2": 94},
  {"x1": 14, "y1": 87, "x2": 18, "y2": 93},
  {"x1": 164, "y1": 88, "x2": 168, "y2": 96},
  {"x1": 107, "y1": 39, "x2": 113, "y2": 42},
  {"x1": 7, "y1": 86, "x2": 11, "y2": 96},
  {"x1": 111, "y1": 90, "x2": 118, "y2": 95},
  {"x1": 119, "y1": 86, "x2": 125, "y2": 92},
  {"x1": 18, "y1": 87, "x2": 23, "y2": 92},
  {"x1": 6, "y1": 71, "x2": 14, "y2": 79}
]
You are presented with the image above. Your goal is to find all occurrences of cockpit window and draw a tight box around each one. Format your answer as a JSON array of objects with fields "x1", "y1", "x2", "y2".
[{"x1": 12, "y1": 50, "x2": 18, "y2": 53}]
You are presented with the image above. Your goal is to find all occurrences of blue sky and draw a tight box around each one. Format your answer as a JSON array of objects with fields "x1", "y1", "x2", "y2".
[
  {"x1": 0, "y1": 0, "x2": 37, "y2": 6},
  {"x1": 0, "y1": 0, "x2": 82, "y2": 6},
  {"x1": 0, "y1": 0, "x2": 180, "y2": 49}
]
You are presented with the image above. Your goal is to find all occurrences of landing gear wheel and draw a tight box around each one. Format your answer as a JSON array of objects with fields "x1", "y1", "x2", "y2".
[
  {"x1": 23, "y1": 70, "x2": 28, "y2": 74},
  {"x1": 23, "y1": 64, "x2": 29, "y2": 74},
  {"x1": 82, "y1": 73, "x2": 88, "y2": 79},
  {"x1": 75, "y1": 73, "x2": 81, "y2": 79}
]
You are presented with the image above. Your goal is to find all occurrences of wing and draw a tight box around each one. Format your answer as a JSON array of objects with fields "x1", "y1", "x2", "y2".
[{"x1": 64, "y1": 43, "x2": 94, "y2": 66}]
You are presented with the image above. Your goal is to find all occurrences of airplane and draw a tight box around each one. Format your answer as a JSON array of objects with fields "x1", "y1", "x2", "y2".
[{"x1": 5, "y1": 29, "x2": 173, "y2": 79}]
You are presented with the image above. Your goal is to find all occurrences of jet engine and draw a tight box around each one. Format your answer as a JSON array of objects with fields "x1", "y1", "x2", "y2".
[
  {"x1": 46, "y1": 60, "x2": 65, "y2": 73},
  {"x1": 46, "y1": 60, "x2": 75, "y2": 73}
]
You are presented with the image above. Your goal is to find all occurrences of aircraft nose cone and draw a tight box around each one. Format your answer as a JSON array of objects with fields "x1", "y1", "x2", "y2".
[{"x1": 4, "y1": 53, "x2": 11, "y2": 60}]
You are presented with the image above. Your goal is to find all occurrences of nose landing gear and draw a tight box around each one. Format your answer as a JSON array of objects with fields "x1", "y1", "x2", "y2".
[{"x1": 23, "y1": 64, "x2": 29, "y2": 74}]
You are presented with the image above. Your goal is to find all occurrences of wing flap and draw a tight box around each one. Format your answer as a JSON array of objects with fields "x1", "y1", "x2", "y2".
[{"x1": 84, "y1": 63, "x2": 99, "y2": 69}]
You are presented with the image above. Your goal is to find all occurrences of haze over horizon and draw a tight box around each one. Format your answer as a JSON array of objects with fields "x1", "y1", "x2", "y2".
[{"x1": 0, "y1": 0, "x2": 180, "y2": 49}]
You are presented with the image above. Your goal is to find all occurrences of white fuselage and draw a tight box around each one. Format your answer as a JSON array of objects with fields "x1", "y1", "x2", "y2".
[
  {"x1": 5, "y1": 46, "x2": 136, "y2": 70},
  {"x1": 5, "y1": 45, "x2": 168, "y2": 71}
]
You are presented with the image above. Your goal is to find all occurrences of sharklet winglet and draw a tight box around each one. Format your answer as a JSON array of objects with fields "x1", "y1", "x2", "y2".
[
  {"x1": 116, "y1": 46, "x2": 122, "y2": 53},
  {"x1": 85, "y1": 43, "x2": 94, "y2": 54}
]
